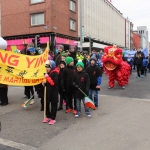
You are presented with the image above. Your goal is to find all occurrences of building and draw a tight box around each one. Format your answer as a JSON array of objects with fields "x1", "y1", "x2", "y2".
[
  {"x1": 137, "y1": 26, "x2": 149, "y2": 52},
  {"x1": 130, "y1": 22, "x2": 134, "y2": 49},
  {"x1": 125, "y1": 18, "x2": 130, "y2": 49},
  {"x1": 1, "y1": 0, "x2": 78, "y2": 51},
  {"x1": 133, "y1": 31, "x2": 141, "y2": 50},
  {"x1": 78, "y1": 0, "x2": 125, "y2": 50}
]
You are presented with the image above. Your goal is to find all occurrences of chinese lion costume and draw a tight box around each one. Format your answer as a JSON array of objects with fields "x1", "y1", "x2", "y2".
[{"x1": 101, "y1": 46, "x2": 130, "y2": 89}]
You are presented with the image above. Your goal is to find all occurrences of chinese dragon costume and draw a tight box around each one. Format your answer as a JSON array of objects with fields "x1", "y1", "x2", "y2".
[{"x1": 101, "y1": 46, "x2": 130, "y2": 89}]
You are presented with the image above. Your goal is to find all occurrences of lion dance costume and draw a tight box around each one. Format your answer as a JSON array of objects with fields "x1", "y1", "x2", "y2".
[{"x1": 101, "y1": 46, "x2": 130, "y2": 89}]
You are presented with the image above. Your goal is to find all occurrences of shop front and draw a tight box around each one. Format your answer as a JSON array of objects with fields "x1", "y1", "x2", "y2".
[{"x1": 6, "y1": 36, "x2": 77, "y2": 52}]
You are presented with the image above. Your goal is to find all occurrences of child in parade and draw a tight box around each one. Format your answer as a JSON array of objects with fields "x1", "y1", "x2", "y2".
[
  {"x1": 43, "y1": 60, "x2": 59, "y2": 125},
  {"x1": 72, "y1": 61, "x2": 91, "y2": 117},
  {"x1": 143, "y1": 56, "x2": 148, "y2": 76},
  {"x1": 62, "y1": 57, "x2": 77, "y2": 114},
  {"x1": 127, "y1": 54, "x2": 133, "y2": 75},
  {"x1": 86, "y1": 56, "x2": 102, "y2": 108},
  {"x1": 58, "y1": 61, "x2": 66, "y2": 111}
]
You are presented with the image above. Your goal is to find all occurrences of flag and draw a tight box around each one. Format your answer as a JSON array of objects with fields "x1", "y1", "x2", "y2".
[
  {"x1": 21, "y1": 95, "x2": 34, "y2": 108},
  {"x1": 84, "y1": 95, "x2": 96, "y2": 110}
]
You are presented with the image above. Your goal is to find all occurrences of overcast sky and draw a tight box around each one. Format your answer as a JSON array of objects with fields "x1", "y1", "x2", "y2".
[{"x1": 112, "y1": 0, "x2": 150, "y2": 37}]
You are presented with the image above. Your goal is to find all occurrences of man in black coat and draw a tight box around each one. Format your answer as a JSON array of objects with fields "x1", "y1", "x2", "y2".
[{"x1": 134, "y1": 47, "x2": 145, "y2": 78}]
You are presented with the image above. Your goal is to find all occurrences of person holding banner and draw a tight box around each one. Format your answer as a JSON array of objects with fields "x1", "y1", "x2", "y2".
[
  {"x1": 43, "y1": 60, "x2": 59, "y2": 125},
  {"x1": 0, "y1": 84, "x2": 8, "y2": 106},
  {"x1": 0, "y1": 37, "x2": 8, "y2": 106}
]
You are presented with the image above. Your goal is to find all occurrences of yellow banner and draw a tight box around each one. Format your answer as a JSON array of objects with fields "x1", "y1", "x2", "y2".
[{"x1": 0, "y1": 48, "x2": 49, "y2": 86}]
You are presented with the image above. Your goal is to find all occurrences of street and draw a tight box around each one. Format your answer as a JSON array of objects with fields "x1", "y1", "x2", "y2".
[{"x1": 0, "y1": 71, "x2": 150, "y2": 150}]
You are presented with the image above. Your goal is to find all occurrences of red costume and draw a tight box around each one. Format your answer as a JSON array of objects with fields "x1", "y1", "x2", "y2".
[{"x1": 102, "y1": 46, "x2": 130, "y2": 88}]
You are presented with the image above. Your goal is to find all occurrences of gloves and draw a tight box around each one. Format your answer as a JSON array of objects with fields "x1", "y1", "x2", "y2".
[{"x1": 42, "y1": 82, "x2": 47, "y2": 87}]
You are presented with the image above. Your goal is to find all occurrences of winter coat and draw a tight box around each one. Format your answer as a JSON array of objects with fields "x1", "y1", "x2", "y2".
[
  {"x1": 62, "y1": 66, "x2": 76, "y2": 94},
  {"x1": 86, "y1": 65, "x2": 102, "y2": 90},
  {"x1": 127, "y1": 58, "x2": 133, "y2": 66},
  {"x1": 53, "y1": 52, "x2": 61, "y2": 66},
  {"x1": 134, "y1": 51, "x2": 145, "y2": 65},
  {"x1": 58, "y1": 68, "x2": 65, "y2": 94},
  {"x1": 45, "y1": 67, "x2": 59, "y2": 103},
  {"x1": 73, "y1": 71, "x2": 90, "y2": 99},
  {"x1": 143, "y1": 58, "x2": 148, "y2": 67}
]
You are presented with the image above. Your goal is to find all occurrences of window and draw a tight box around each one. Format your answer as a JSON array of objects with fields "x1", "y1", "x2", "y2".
[
  {"x1": 31, "y1": 13, "x2": 44, "y2": 26},
  {"x1": 31, "y1": 0, "x2": 44, "y2": 4},
  {"x1": 70, "y1": 19, "x2": 76, "y2": 30},
  {"x1": 70, "y1": 1, "x2": 76, "y2": 12}
]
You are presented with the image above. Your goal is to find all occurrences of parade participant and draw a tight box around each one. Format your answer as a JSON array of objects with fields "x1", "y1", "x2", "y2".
[
  {"x1": 76, "y1": 50, "x2": 84, "y2": 62},
  {"x1": 72, "y1": 61, "x2": 91, "y2": 117},
  {"x1": 127, "y1": 54, "x2": 133, "y2": 75},
  {"x1": 70, "y1": 46, "x2": 77, "y2": 65},
  {"x1": 0, "y1": 37, "x2": 8, "y2": 106},
  {"x1": 101, "y1": 45, "x2": 130, "y2": 89},
  {"x1": 0, "y1": 84, "x2": 8, "y2": 106},
  {"x1": 134, "y1": 47, "x2": 145, "y2": 78},
  {"x1": 43, "y1": 60, "x2": 59, "y2": 125},
  {"x1": 62, "y1": 57, "x2": 77, "y2": 114},
  {"x1": 36, "y1": 83, "x2": 44, "y2": 111},
  {"x1": 86, "y1": 56, "x2": 102, "y2": 108},
  {"x1": 142, "y1": 56, "x2": 148, "y2": 76},
  {"x1": 24, "y1": 43, "x2": 36, "y2": 104},
  {"x1": 58, "y1": 61, "x2": 66, "y2": 111},
  {"x1": 53, "y1": 45, "x2": 64, "y2": 66}
]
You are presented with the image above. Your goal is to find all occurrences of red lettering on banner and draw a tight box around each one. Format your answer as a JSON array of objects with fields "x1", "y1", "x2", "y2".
[
  {"x1": 34, "y1": 58, "x2": 39, "y2": 68},
  {"x1": 9, "y1": 77, "x2": 14, "y2": 82},
  {"x1": 0, "y1": 52, "x2": 20, "y2": 66},
  {"x1": 0, "y1": 52, "x2": 8, "y2": 63},
  {"x1": 3, "y1": 76, "x2": 9, "y2": 82},
  {"x1": 26, "y1": 57, "x2": 36, "y2": 68},
  {"x1": 8, "y1": 55, "x2": 20, "y2": 66},
  {"x1": 37, "y1": 57, "x2": 44, "y2": 67}
]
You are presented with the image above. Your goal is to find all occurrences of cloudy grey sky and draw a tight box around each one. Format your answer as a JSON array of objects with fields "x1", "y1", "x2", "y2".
[{"x1": 112, "y1": 0, "x2": 150, "y2": 38}]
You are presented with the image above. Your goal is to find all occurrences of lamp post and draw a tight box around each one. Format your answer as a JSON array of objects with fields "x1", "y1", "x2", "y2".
[{"x1": 79, "y1": 0, "x2": 83, "y2": 52}]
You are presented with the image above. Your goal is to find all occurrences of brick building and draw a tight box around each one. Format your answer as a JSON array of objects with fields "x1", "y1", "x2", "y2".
[
  {"x1": 1, "y1": 0, "x2": 78, "y2": 51},
  {"x1": 133, "y1": 32, "x2": 141, "y2": 50}
]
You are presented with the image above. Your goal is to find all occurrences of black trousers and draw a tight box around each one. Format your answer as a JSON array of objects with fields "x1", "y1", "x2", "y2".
[
  {"x1": 0, "y1": 88, "x2": 8, "y2": 104},
  {"x1": 58, "y1": 93, "x2": 66, "y2": 108},
  {"x1": 136, "y1": 64, "x2": 144, "y2": 77},
  {"x1": 25, "y1": 86, "x2": 34, "y2": 99},
  {"x1": 41, "y1": 98, "x2": 44, "y2": 108},
  {"x1": 66, "y1": 93, "x2": 76, "y2": 110},
  {"x1": 46, "y1": 102, "x2": 57, "y2": 120}
]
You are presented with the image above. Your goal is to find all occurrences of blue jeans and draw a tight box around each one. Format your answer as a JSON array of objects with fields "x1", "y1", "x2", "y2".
[
  {"x1": 76, "y1": 98, "x2": 90, "y2": 113},
  {"x1": 89, "y1": 89, "x2": 98, "y2": 107}
]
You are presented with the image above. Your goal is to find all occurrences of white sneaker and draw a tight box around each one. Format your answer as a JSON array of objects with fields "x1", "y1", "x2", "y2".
[{"x1": 30, "y1": 99, "x2": 35, "y2": 105}]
